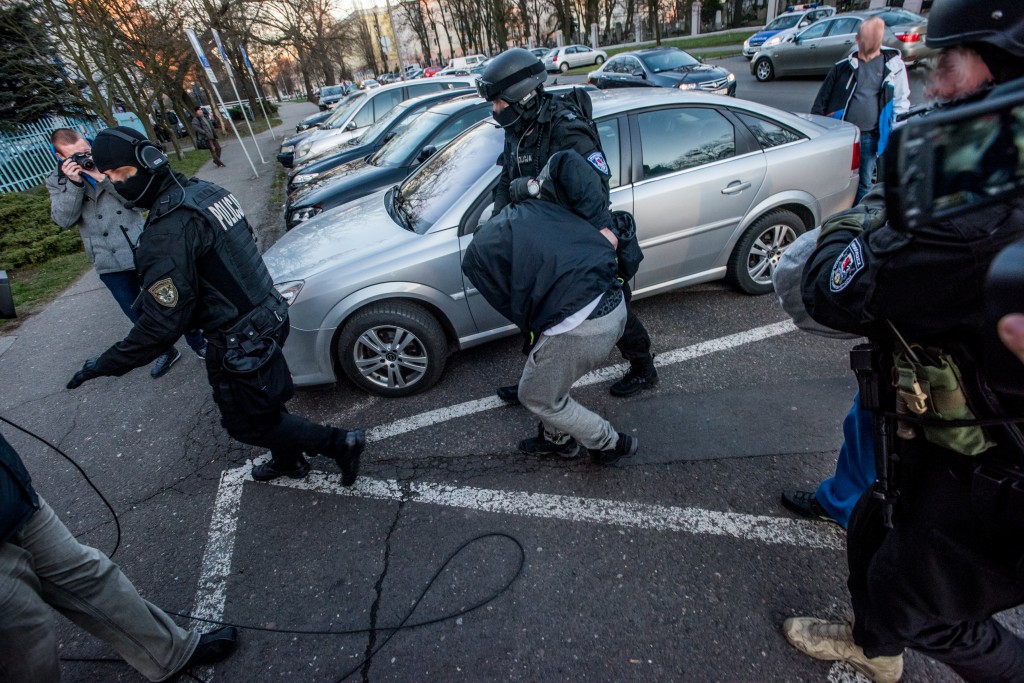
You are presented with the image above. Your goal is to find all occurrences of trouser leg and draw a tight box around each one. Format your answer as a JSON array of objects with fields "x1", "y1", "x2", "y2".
[
  {"x1": 5, "y1": 498, "x2": 198, "y2": 682},
  {"x1": 98, "y1": 270, "x2": 142, "y2": 323},
  {"x1": 815, "y1": 394, "x2": 876, "y2": 528},
  {"x1": 226, "y1": 407, "x2": 335, "y2": 466},
  {"x1": 856, "y1": 131, "x2": 878, "y2": 205},
  {"x1": 519, "y1": 300, "x2": 626, "y2": 451},
  {"x1": 0, "y1": 525, "x2": 60, "y2": 683},
  {"x1": 209, "y1": 139, "x2": 223, "y2": 166},
  {"x1": 614, "y1": 283, "x2": 652, "y2": 365}
]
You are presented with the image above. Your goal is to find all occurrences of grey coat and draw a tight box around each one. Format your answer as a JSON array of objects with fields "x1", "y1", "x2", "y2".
[
  {"x1": 191, "y1": 114, "x2": 217, "y2": 141},
  {"x1": 45, "y1": 170, "x2": 144, "y2": 274}
]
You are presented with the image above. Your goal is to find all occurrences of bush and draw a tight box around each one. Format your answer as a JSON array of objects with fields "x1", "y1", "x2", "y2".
[{"x1": 0, "y1": 186, "x2": 82, "y2": 270}]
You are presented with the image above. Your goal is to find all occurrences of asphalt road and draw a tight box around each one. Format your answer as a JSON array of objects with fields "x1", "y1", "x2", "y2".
[{"x1": 0, "y1": 70, "x2": 986, "y2": 683}]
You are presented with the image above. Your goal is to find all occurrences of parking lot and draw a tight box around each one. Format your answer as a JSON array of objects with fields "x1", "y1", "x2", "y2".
[{"x1": 0, "y1": 62, "x2": 984, "y2": 682}]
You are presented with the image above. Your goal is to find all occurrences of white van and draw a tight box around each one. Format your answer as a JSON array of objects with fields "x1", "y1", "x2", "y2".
[{"x1": 448, "y1": 54, "x2": 487, "y2": 70}]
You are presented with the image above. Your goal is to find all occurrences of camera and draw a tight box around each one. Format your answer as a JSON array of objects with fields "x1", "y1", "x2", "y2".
[{"x1": 69, "y1": 152, "x2": 95, "y2": 171}]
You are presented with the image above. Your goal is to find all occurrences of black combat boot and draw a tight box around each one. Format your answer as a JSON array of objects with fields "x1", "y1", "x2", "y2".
[
  {"x1": 590, "y1": 433, "x2": 639, "y2": 465},
  {"x1": 325, "y1": 428, "x2": 365, "y2": 487},
  {"x1": 169, "y1": 626, "x2": 238, "y2": 679},
  {"x1": 251, "y1": 456, "x2": 311, "y2": 481},
  {"x1": 518, "y1": 423, "x2": 579, "y2": 458},
  {"x1": 609, "y1": 357, "x2": 658, "y2": 397},
  {"x1": 496, "y1": 384, "x2": 520, "y2": 403}
]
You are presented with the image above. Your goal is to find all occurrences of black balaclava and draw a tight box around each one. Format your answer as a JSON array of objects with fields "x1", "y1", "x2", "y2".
[
  {"x1": 494, "y1": 87, "x2": 544, "y2": 132},
  {"x1": 92, "y1": 126, "x2": 168, "y2": 210}
]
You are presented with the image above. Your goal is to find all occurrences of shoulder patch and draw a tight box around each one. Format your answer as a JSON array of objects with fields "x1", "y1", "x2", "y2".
[
  {"x1": 830, "y1": 239, "x2": 865, "y2": 293},
  {"x1": 148, "y1": 278, "x2": 179, "y2": 307},
  {"x1": 587, "y1": 151, "x2": 610, "y2": 176}
]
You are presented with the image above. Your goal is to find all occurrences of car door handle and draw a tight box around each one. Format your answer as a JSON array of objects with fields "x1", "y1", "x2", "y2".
[{"x1": 721, "y1": 181, "x2": 751, "y2": 195}]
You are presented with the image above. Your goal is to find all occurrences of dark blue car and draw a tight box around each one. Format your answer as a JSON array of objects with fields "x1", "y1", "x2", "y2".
[{"x1": 587, "y1": 47, "x2": 736, "y2": 96}]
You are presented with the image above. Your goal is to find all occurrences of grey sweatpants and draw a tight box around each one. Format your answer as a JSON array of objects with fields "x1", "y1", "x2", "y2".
[
  {"x1": 0, "y1": 497, "x2": 198, "y2": 682},
  {"x1": 519, "y1": 298, "x2": 627, "y2": 451}
]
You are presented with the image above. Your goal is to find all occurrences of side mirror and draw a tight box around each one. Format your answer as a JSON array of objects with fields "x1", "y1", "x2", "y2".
[
  {"x1": 698, "y1": 56, "x2": 706, "y2": 63},
  {"x1": 632, "y1": 69, "x2": 646, "y2": 79},
  {"x1": 345, "y1": 120, "x2": 357, "y2": 131},
  {"x1": 417, "y1": 145, "x2": 437, "y2": 163}
]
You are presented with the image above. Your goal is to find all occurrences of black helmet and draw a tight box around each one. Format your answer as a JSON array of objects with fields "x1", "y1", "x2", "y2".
[
  {"x1": 927, "y1": 1, "x2": 1024, "y2": 56},
  {"x1": 475, "y1": 48, "x2": 547, "y2": 105}
]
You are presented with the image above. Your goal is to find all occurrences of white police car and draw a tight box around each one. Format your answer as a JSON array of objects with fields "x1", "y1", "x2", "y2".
[{"x1": 743, "y1": 4, "x2": 835, "y2": 59}]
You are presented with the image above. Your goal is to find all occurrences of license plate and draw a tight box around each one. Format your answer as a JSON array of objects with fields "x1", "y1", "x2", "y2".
[{"x1": 713, "y1": 87, "x2": 729, "y2": 95}]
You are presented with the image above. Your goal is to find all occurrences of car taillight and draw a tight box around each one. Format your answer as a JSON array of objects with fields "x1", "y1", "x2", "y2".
[
  {"x1": 896, "y1": 32, "x2": 920, "y2": 42},
  {"x1": 851, "y1": 140, "x2": 860, "y2": 170}
]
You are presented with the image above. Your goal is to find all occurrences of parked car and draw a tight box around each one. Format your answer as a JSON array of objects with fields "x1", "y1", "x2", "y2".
[
  {"x1": 291, "y1": 77, "x2": 475, "y2": 166},
  {"x1": 530, "y1": 47, "x2": 551, "y2": 60},
  {"x1": 278, "y1": 92, "x2": 363, "y2": 167},
  {"x1": 544, "y1": 44, "x2": 608, "y2": 72},
  {"x1": 264, "y1": 89, "x2": 859, "y2": 394},
  {"x1": 318, "y1": 84, "x2": 347, "y2": 110},
  {"x1": 587, "y1": 47, "x2": 736, "y2": 96},
  {"x1": 751, "y1": 8, "x2": 936, "y2": 81},
  {"x1": 296, "y1": 109, "x2": 333, "y2": 133},
  {"x1": 360, "y1": 79, "x2": 382, "y2": 89},
  {"x1": 742, "y1": 4, "x2": 836, "y2": 59},
  {"x1": 423, "y1": 65, "x2": 443, "y2": 77},
  {"x1": 285, "y1": 96, "x2": 492, "y2": 229},
  {"x1": 287, "y1": 89, "x2": 474, "y2": 191}
]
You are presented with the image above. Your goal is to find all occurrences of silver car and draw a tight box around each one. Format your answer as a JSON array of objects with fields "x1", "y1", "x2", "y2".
[
  {"x1": 545, "y1": 44, "x2": 608, "y2": 73},
  {"x1": 265, "y1": 89, "x2": 859, "y2": 396}
]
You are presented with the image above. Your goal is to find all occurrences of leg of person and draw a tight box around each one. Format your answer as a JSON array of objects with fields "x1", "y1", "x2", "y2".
[
  {"x1": 610, "y1": 283, "x2": 657, "y2": 398},
  {"x1": 0, "y1": 532, "x2": 61, "y2": 683},
  {"x1": 210, "y1": 139, "x2": 225, "y2": 167},
  {"x1": 12, "y1": 497, "x2": 199, "y2": 681},
  {"x1": 98, "y1": 270, "x2": 142, "y2": 323},
  {"x1": 183, "y1": 329, "x2": 208, "y2": 359},
  {"x1": 519, "y1": 300, "x2": 637, "y2": 462},
  {"x1": 855, "y1": 131, "x2": 878, "y2": 205}
]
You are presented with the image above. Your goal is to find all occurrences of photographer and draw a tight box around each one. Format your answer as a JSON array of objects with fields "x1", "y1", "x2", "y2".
[
  {"x1": 783, "y1": 2, "x2": 1024, "y2": 680},
  {"x1": 46, "y1": 128, "x2": 205, "y2": 378}
]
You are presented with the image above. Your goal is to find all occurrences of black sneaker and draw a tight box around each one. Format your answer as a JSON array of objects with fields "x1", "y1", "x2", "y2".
[
  {"x1": 518, "y1": 423, "x2": 579, "y2": 458},
  {"x1": 326, "y1": 428, "x2": 364, "y2": 487},
  {"x1": 496, "y1": 384, "x2": 520, "y2": 403},
  {"x1": 780, "y1": 490, "x2": 838, "y2": 524},
  {"x1": 609, "y1": 360, "x2": 658, "y2": 397},
  {"x1": 192, "y1": 340, "x2": 209, "y2": 360},
  {"x1": 590, "y1": 433, "x2": 639, "y2": 465},
  {"x1": 251, "y1": 457, "x2": 311, "y2": 482},
  {"x1": 171, "y1": 626, "x2": 238, "y2": 679},
  {"x1": 150, "y1": 348, "x2": 181, "y2": 378}
]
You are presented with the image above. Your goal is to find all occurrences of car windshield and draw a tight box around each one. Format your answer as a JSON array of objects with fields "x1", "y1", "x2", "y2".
[
  {"x1": 320, "y1": 85, "x2": 343, "y2": 97},
  {"x1": 766, "y1": 14, "x2": 801, "y2": 30},
  {"x1": 394, "y1": 122, "x2": 502, "y2": 234},
  {"x1": 369, "y1": 110, "x2": 447, "y2": 167},
  {"x1": 643, "y1": 49, "x2": 700, "y2": 72},
  {"x1": 322, "y1": 93, "x2": 366, "y2": 128}
]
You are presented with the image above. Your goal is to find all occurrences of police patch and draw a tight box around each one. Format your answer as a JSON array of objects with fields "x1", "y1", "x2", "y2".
[
  {"x1": 148, "y1": 278, "x2": 179, "y2": 307},
  {"x1": 587, "y1": 151, "x2": 610, "y2": 176},
  {"x1": 830, "y1": 239, "x2": 865, "y2": 293}
]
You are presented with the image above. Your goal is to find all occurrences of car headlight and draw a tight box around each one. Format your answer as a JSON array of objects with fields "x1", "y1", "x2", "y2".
[
  {"x1": 762, "y1": 35, "x2": 784, "y2": 48},
  {"x1": 274, "y1": 280, "x2": 304, "y2": 305},
  {"x1": 296, "y1": 143, "x2": 312, "y2": 158},
  {"x1": 743, "y1": 38, "x2": 751, "y2": 49},
  {"x1": 281, "y1": 144, "x2": 294, "y2": 154},
  {"x1": 292, "y1": 172, "x2": 319, "y2": 186},
  {"x1": 290, "y1": 205, "x2": 322, "y2": 224},
  {"x1": 727, "y1": 72, "x2": 736, "y2": 83},
  {"x1": 678, "y1": 82, "x2": 697, "y2": 90}
]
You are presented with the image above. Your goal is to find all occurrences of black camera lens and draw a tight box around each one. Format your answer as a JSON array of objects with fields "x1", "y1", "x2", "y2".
[{"x1": 71, "y1": 152, "x2": 96, "y2": 171}]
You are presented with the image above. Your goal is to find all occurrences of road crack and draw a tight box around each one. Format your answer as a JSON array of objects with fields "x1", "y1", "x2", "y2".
[{"x1": 361, "y1": 497, "x2": 405, "y2": 681}]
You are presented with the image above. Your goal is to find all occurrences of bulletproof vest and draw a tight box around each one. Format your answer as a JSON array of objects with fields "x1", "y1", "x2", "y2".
[{"x1": 151, "y1": 178, "x2": 273, "y2": 321}]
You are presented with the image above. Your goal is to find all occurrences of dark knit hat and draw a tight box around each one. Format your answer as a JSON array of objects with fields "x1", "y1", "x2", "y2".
[{"x1": 92, "y1": 126, "x2": 149, "y2": 172}]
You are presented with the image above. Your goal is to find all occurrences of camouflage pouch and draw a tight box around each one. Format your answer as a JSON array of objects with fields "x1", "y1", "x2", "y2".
[{"x1": 893, "y1": 347, "x2": 997, "y2": 456}]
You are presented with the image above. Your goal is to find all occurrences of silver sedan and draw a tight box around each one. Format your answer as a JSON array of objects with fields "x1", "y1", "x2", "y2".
[{"x1": 264, "y1": 89, "x2": 859, "y2": 396}]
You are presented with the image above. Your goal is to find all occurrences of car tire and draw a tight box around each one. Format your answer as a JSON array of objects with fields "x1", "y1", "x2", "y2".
[
  {"x1": 336, "y1": 301, "x2": 448, "y2": 397},
  {"x1": 754, "y1": 58, "x2": 775, "y2": 82},
  {"x1": 559, "y1": 62, "x2": 570, "y2": 73},
  {"x1": 595, "y1": 55, "x2": 605, "y2": 65},
  {"x1": 727, "y1": 209, "x2": 805, "y2": 295}
]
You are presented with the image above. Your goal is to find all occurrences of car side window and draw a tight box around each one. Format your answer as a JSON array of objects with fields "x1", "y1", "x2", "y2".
[
  {"x1": 596, "y1": 118, "x2": 621, "y2": 189},
  {"x1": 408, "y1": 83, "x2": 443, "y2": 96},
  {"x1": 431, "y1": 108, "x2": 490, "y2": 148},
  {"x1": 798, "y1": 20, "x2": 830, "y2": 40},
  {"x1": 373, "y1": 90, "x2": 404, "y2": 120},
  {"x1": 735, "y1": 112, "x2": 804, "y2": 149},
  {"x1": 638, "y1": 108, "x2": 736, "y2": 179},
  {"x1": 624, "y1": 57, "x2": 643, "y2": 74},
  {"x1": 827, "y1": 17, "x2": 861, "y2": 37},
  {"x1": 350, "y1": 99, "x2": 375, "y2": 128},
  {"x1": 578, "y1": 46, "x2": 591, "y2": 53},
  {"x1": 604, "y1": 58, "x2": 623, "y2": 73}
]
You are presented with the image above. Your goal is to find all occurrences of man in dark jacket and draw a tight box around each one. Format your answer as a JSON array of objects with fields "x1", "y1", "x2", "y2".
[
  {"x1": 191, "y1": 107, "x2": 225, "y2": 168},
  {"x1": 65, "y1": 127, "x2": 364, "y2": 484},
  {"x1": 811, "y1": 17, "x2": 910, "y2": 203},
  {"x1": 784, "y1": 2, "x2": 1024, "y2": 679},
  {"x1": 463, "y1": 150, "x2": 639, "y2": 464},
  {"x1": 477, "y1": 48, "x2": 657, "y2": 399},
  {"x1": 0, "y1": 431, "x2": 237, "y2": 680}
]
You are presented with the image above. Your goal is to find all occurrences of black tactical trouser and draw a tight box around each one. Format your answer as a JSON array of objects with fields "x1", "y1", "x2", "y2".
[
  {"x1": 848, "y1": 444, "x2": 1024, "y2": 681},
  {"x1": 616, "y1": 283, "x2": 653, "y2": 365},
  {"x1": 206, "y1": 325, "x2": 334, "y2": 467}
]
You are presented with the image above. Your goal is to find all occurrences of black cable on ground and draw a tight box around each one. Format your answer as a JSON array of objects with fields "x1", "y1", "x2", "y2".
[{"x1": 0, "y1": 414, "x2": 121, "y2": 558}]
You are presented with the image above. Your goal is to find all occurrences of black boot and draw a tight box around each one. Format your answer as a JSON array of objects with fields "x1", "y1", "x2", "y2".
[
  {"x1": 609, "y1": 357, "x2": 658, "y2": 397},
  {"x1": 496, "y1": 384, "x2": 520, "y2": 403},
  {"x1": 176, "y1": 626, "x2": 238, "y2": 676},
  {"x1": 251, "y1": 456, "x2": 310, "y2": 482},
  {"x1": 590, "y1": 433, "x2": 639, "y2": 465},
  {"x1": 325, "y1": 428, "x2": 365, "y2": 487}
]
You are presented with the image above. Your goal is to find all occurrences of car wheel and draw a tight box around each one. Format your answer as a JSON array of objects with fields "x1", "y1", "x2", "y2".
[
  {"x1": 559, "y1": 62, "x2": 570, "y2": 73},
  {"x1": 727, "y1": 209, "x2": 805, "y2": 295},
  {"x1": 754, "y1": 58, "x2": 775, "y2": 82},
  {"x1": 336, "y1": 301, "x2": 448, "y2": 397},
  {"x1": 595, "y1": 55, "x2": 605, "y2": 65}
]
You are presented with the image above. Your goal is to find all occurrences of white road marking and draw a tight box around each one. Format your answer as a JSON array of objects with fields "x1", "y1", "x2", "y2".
[
  {"x1": 828, "y1": 663, "x2": 871, "y2": 682},
  {"x1": 367, "y1": 320, "x2": 796, "y2": 442}
]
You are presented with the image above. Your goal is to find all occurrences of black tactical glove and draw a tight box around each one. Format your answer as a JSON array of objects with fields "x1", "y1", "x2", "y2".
[
  {"x1": 67, "y1": 358, "x2": 101, "y2": 389},
  {"x1": 509, "y1": 177, "x2": 540, "y2": 204}
]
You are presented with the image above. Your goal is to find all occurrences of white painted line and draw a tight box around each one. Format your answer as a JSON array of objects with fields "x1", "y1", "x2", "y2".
[
  {"x1": 266, "y1": 470, "x2": 844, "y2": 550},
  {"x1": 367, "y1": 320, "x2": 797, "y2": 442},
  {"x1": 828, "y1": 662, "x2": 871, "y2": 682}
]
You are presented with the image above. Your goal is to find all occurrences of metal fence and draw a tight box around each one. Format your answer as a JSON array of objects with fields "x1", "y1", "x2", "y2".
[{"x1": 0, "y1": 116, "x2": 107, "y2": 194}]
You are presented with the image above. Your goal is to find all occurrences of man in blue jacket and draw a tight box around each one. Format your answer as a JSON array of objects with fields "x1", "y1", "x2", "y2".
[{"x1": 811, "y1": 17, "x2": 910, "y2": 203}]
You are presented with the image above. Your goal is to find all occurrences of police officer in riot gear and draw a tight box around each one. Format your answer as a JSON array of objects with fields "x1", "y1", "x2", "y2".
[
  {"x1": 476, "y1": 48, "x2": 658, "y2": 400},
  {"x1": 783, "y1": 2, "x2": 1024, "y2": 680},
  {"x1": 66, "y1": 127, "x2": 365, "y2": 484}
]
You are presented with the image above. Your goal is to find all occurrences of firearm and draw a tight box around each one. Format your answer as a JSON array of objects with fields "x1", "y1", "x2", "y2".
[{"x1": 850, "y1": 343, "x2": 897, "y2": 528}]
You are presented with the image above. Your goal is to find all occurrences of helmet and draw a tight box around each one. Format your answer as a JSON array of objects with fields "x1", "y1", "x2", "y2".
[
  {"x1": 475, "y1": 48, "x2": 547, "y2": 105},
  {"x1": 927, "y1": 0, "x2": 1024, "y2": 56}
]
